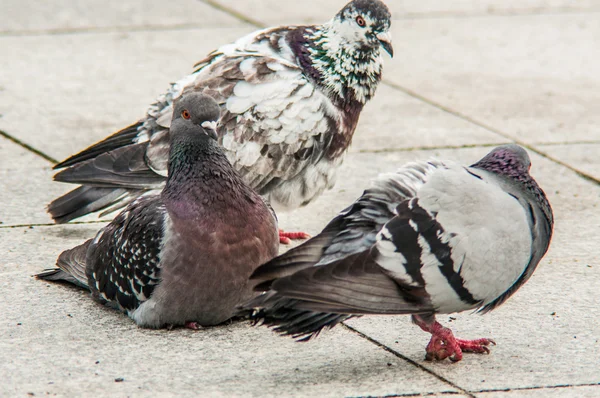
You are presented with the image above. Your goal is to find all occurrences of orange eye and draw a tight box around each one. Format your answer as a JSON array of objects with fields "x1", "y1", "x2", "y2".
[
  {"x1": 356, "y1": 16, "x2": 366, "y2": 27},
  {"x1": 182, "y1": 110, "x2": 191, "y2": 120}
]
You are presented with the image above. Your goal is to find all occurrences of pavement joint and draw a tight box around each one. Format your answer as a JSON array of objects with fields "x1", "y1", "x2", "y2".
[
  {"x1": 533, "y1": 140, "x2": 600, "y2": 147},
  {"x1": 0, "y1": 129, "x2": 57, "y2": 164},
  {"x1": 349, "y1": 391, "x2": 462, "y2": 398},
  {"x1": 200, "y1": 0, "x2": 265, "y2": 28},
  {"x1": 357, "y1": 143, "x2": 507, "y2": 154},
  {"x1": 471, "y1": 382, "x2": 600, "y2": 394},
  {"x1": 0, "y1": 220, "x2": 108, "y2": 230},
  {"x1": 342, "y1": 324, "x2": 477, "y2": 398},
  {"x1": 391, "y1": 9, "x2": 600, "y2": 21},
  {"x1": 0, "y1": 23, "x2": 236, "y2": 38}
]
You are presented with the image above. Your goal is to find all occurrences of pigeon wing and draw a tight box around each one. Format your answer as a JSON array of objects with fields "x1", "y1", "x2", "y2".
[{"x1": 86, "y1": 195, "x2": 166, "y2": 312}]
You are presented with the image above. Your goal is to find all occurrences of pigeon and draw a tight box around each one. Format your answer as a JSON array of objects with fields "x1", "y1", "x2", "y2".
[
  {"x1": 243, "y1": 144, "x2": 554, "y2": 362},
  {"x1": 47, "y1": 0, "x2": 393, "y2": 244},
  {"x1": 38, "y1": 93, "x2": 279, "y2": 329}
]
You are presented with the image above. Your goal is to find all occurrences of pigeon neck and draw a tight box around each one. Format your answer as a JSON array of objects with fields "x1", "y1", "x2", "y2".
[
  {"x1": 299, "y1": 23, "x2": 384, "y2": 106},
  {"x1": 166, "y1": 130, "x2": 217, "y2": 179},
  {"x1": 472, "y1": 159, "x2": 554, "y2": 226},
  {"x1": 162, "y1": 130, "x2": 254, "y2": 216}
]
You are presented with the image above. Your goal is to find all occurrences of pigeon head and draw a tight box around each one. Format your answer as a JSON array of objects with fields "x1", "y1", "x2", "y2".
[
  {"x1": 333, "y1": 0, "x2": 393, "y2": 57},
  {"x1": 302, "y1": 0, "x2": 392, "y2": 105},
  {"x1": 471, "y1": 144, "x2": 533, "y2": 177},
  {"x1": 172, "y1": 93, "x2": 221, "y2": 140}
]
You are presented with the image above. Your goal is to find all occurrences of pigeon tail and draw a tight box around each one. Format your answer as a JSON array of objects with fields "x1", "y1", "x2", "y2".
[
  {"x1": 47, "y1": 186, "x2": 132, "y2": 224},
  {"x1": 37, "y1": 241, "x2": 91, "y2": 290},
  {"x1": 246, "y1": 293, "x2": 351, "y2": 341},
  {"x1": 53, "y1": 122, "x2": 142, "y2": 169}
]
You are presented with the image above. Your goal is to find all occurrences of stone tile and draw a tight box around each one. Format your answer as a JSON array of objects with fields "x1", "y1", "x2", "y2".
[
  {"x1": 333, "y1": 148, "x2": 600, "y2": 391},
  {"x1": 384, "y1": 14, "x2": 600, "y2": 145},
  {"x1": 537, "y1": 143, "x2": 600, "y2": 181},
  {"x1": 0, "y1": 27, "x2": 254, "y2": 162},
  {"x1": 0, "y1": 225, "x2": 456, "y2": 397},
  {"x1": 352, "y1": 84, "x2": 508, "y2": 152},
  {"x1": 478, "y1": 385, "x2": 600, "y2": 397},
  {"x1": 0, "y1": 136, "x2": 81, "y2": 226},
  {"x1": 388, "y1": 0, "x2": 600, "y2": 18},
  {"x1": 0, "y1": 0, "x2": 244, "y2": 33},
  {"x1": 210, "y1": 0, "x2": 600, "y2": 25}
]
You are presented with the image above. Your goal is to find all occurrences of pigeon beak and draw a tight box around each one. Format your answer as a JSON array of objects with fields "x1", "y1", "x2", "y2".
[
  {"x1": 377, "y1": 32, "x2": 393, "y2": 58},
  {"x1": 201, "y1": 121, "x2": 218, "y2": 131}
]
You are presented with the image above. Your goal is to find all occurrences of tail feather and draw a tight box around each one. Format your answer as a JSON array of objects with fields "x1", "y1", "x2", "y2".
[
  {"x1": 47, "y1": 186, "x2": 132, "y2": 224},
  {"x1": 53, "y1": 122, "x2": 142, "y2": 169},
  {"x1": 244, "y1": 292, "x2": 352, "y2": 341},
  {"x1": 37, "y1": 241, "x2": 92, "y2": 290}
]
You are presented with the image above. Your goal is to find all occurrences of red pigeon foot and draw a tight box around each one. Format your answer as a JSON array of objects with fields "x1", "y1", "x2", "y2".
[
  {"x1": 279, "y1": 230, "x2": 311, "y2": 245},
  {"x1": 413, "y1": 315, "x2": 495, "y2": 362}
]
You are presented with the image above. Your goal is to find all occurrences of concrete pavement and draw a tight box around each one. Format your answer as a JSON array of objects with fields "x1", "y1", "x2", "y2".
[{"x1": 1, "y1": 1, "x2": 599, "y2": 396}]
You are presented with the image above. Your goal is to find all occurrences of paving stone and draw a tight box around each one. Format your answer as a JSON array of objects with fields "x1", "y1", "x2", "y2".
[
  {"x1": 0, "y1": 137, "x2": 70, "y2": 226},
  {"x1": 0, "y1": 0, "x2": 244, "y2": 33},
  {"x1": 211, "y1": 0, "x2": 600, "y2": 25},
  {"x1": 385, "y1": 14, "x2": 600, "y2": 145},
  {"x1": 0, "y1": 225, "x2": 456, "y2": 397},
  {"x1": 352, "y1": 84, "x2": 508, "y2": 152},
  {"x1": 0, "y1": 27, "x2": 253, "y2": 162},
  {"x1": 537, "y1": 143, "x2": 600, "y2": 181},
  {"x1": 478, "y1": 385, "x2": 600, "y2": 397}
]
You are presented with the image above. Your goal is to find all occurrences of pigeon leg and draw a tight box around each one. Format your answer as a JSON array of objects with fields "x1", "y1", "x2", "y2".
[
  {"x1": 184, "y1": 321, "x2": 202, "y2": 330},
  {"x1": 412, "y1": 314, "x2": 495, "y2": 362},
  {"x1": 279, "y1": 230, "x2": 311, "y2": 245}
]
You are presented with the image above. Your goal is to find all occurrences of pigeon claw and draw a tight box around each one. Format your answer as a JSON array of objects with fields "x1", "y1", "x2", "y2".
[
  {"x1": 412, "y1": 315, "x2": 495, "y2": 362},
  {"x1": 279, "y1": 230, "x2": 311, "y2": 245},
  {"x1": 456, "y1": 337, "x2": 496, "y2": 354},
  {"x1": 184, "y1": 321, "x2": 202, "y2": 330},
  {"x1": 424, "y1": 331, "x2": 496, "y2": 362}
]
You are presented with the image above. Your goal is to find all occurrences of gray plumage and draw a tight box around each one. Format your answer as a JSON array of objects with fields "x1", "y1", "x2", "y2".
[
  {"x1": 47, "y1": 0, "x2": 393, "y2": 223},
  {"x1": 243, "y1": 144, "x2": 553, "y2": 361},
  {"x1": 38, "y1": 93, "x2": 279, "y2": 328}
]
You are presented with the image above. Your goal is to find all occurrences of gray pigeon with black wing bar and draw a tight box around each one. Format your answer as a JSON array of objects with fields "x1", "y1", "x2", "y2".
[
  {"x1": 243, "y1": 144, "x2": 553, "y2": 362},
  {"x1": 38, "y1": 93, "x2": 279, "y2": 329}
]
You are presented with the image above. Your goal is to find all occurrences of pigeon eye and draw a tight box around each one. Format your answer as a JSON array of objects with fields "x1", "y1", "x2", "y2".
[
  {"x1": 356, "y1": 16, "x2": 366, "y2": 27},
  {"x1": 181, "y1": 110, "x2": 191, "y2": 120}
]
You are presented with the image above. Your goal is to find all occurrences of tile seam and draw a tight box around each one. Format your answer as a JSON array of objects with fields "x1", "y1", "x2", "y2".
[{"x1": 342, "y1": 323, "x2": 477, "y2": 398}]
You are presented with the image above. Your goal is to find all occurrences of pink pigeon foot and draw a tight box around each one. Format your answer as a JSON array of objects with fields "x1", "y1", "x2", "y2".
[
  {"x1": 279, "y1": 230, "x2": 311, "y2": 245},
  {"x1": 184, "y1": 321, "x2": 202, "y2": 330},
  {"x1": 412, "y1": 315, "x2": 495, "y2": 362}
]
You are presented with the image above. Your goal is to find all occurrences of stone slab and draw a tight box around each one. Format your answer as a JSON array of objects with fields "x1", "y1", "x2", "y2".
[
  {"x1": 0, "y1": 224, "x2": 457, "y2": 397},
  {"x1": 0, "y1": 136, "x2": 78, "y2": 226},
  {"x1": 385, "y1": 14, "x2": 600, "y2": 145},
  {"x1": 0, "y1": 27, "x2": 253, "y2": 163},
  {"x1": 0, "y1": 0, "x2": 244, "y2": 33}
]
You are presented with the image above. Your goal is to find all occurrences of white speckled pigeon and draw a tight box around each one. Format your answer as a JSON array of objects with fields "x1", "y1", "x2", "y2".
[
  {"x1": 47, "y1": 0, "x2": 393, "y2": 244},
  {"x1": 38, "y1": 93, "x2": 279, "y2": 329},
  {"x1": 243, "y1": 144, "x2": 554, "y2": 362}
]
